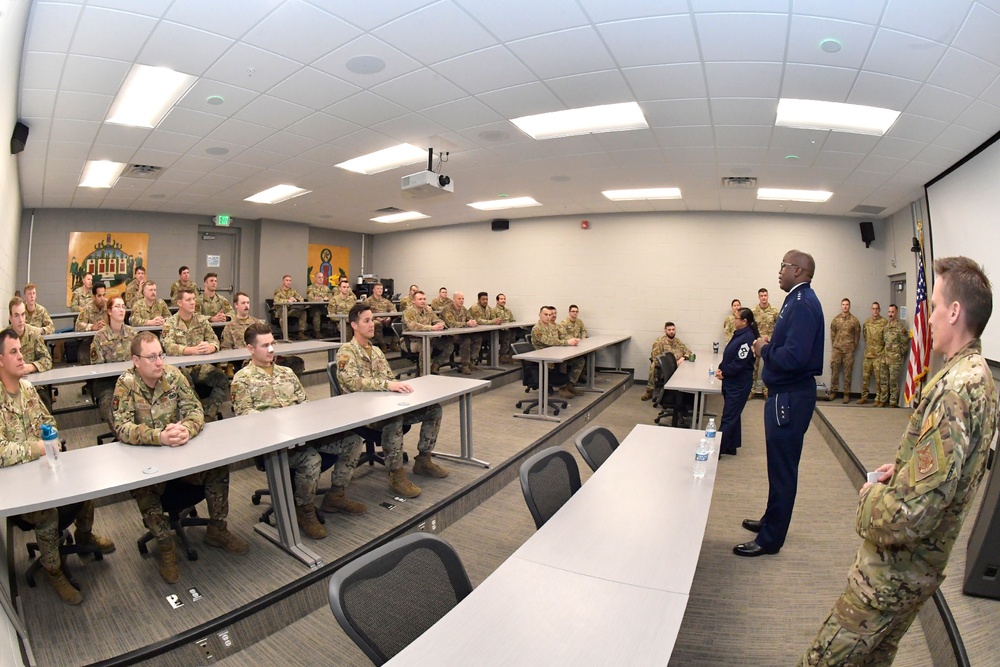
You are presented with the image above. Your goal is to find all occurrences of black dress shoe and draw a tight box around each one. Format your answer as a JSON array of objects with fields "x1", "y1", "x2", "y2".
[
  {"x1": 721, "y1": 449, "x2": 737, "y2": 456},
  {"x1": 741, "y1": 519, "x2": 762, "y2": 532},
  {"x1": 733, "y1": 541, "x2": 779, "y2": 557}
]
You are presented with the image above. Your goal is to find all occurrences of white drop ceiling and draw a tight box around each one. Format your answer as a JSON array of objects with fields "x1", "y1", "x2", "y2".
[{"x1": 14, "y1": 0, "x2": 1000, "y2": 233}]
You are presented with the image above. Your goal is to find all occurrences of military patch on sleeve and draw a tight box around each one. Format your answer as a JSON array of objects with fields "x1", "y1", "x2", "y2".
[
  {"x1": 112, "y1": 396, "x2": 119, "y2": 410},
  {"x1": 913, "y1": 441, "x2": 940, "y2": 481},
  {"x1": 338, "y1": 359, "x2": 347, "y2": 370}
]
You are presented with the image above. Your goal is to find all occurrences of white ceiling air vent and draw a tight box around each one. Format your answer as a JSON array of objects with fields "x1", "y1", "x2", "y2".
[
  {"x1": 125, "y1": 164, "x2": 162, "y2": 179},
  {"x1": 721, "y1": 177, "x2": 757, "y2": 189},
  {"x1": 374, "y1": 206, "x2": 404, "y2": 213}
]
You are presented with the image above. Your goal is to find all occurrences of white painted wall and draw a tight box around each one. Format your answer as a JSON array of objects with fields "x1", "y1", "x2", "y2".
[{"x1": 372, "y1": 210, "x2": 897, "y2": 386}]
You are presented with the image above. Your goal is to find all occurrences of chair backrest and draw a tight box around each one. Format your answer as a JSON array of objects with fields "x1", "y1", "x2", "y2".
[
  {"x1": 264, "y1": 298, "x2": 276, "y2": 323},
  {"x1": 574, "y1": 425, "x2": 620, "y2": 472},
  {"x1": 658, "y1": 353, "x2": 678, "y2": 384},
  {"x1": 327, "y1": 360, "x2": 342, "y2": 396},
  {"x1": 328, "y1": 533, "x2": 473, "y2": 666},
  {"x1": 519, "y1": 446, "x2": 582, "y2": 529},
  {"x1": 511, "y1": 340, "x2": 537, "y2": 388}
]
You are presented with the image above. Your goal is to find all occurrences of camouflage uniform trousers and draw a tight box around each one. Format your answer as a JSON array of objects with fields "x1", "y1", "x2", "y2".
[
  {"x1": 752, "y1": 357, "x2": 766, "y2": 394},
  {"x1": 93, "y1": 378, "x2": 117, "y2": 431},
  {"x1": 307, "y1": 305, "x2": 325, "y2": 337},
  {"x1": 498, "y1": 329, "x2": 517, "y2": 358},
  {"x1": 409, "y1": 337, "x2": 452, "y2": 371},
  {"x1": 182, "y1": 364, "x2": 231, "y2": 415},
  {"x1": 132, "y1": 466, "x2": 230, "y2": 540},
  {"x1": 876, "y1": 358, "x2": 904, "y2": 406},
  {"x1": 800, "y1": 586, "x2": 927, "y2": 667},
  {"x1": 562, "y1": 357, "x2": 584, "y2": 384},
  {"x1": 370, "y1": 404, "x2": 442, "y2": 470},
  {"x1": 279, "y1": 303, "x2": 308, "y2": 333},
  {"x1": 860, "y1": 356, "x2": 882, "y2": 401},
  {"x1": 829, "y1": 348, "x2": 856, "y2": 395},
  {"x1": 452, "y1": 333, "x2": 473, "y2": 364},
  {"x1": 19, "y1": 501, "x2": 97, "y2": 573},
  {"x1": 287, "y1": 433, "x2": 362, "y2": 506}
]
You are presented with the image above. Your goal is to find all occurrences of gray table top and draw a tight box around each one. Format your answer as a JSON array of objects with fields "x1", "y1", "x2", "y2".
[
  {"x1": 510, "y1": 333, "x2": 631, "y2": 363},
  {"x1": 403, "y1": 321, "x2": 533, "y2": 338},
  {"x1": 664, "y1": 349, "x2": 723, "y2": 394}
]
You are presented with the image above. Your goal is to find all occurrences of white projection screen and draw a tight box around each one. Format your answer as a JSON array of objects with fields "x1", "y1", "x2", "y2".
[{"x1": 925, "y1": 135, "x2": 1000, "y2": 364}]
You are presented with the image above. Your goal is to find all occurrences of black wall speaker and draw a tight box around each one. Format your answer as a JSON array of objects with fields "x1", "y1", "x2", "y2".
[
  {"x1": 10, "y1": 121, "x2": 28, "y2": 155},
  {"x1": 491, "y1": 219, "x2": 509, "y2": 231},
  {"x1": 860, "y1": 221, "x2": 875, "y2": 248},
  {"x1": 964, "y1": 460, "x2": 1000, "y2": 599}
]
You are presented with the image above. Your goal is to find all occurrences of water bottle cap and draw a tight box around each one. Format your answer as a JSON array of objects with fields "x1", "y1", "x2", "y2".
[{"x1": 41, "y1": 424, "x2": 57, "y2": 439}]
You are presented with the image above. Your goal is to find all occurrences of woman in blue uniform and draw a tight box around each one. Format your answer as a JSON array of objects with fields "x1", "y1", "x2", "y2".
[{"x1": 715, "y1": 307, "x2": 758, "y2": 456}]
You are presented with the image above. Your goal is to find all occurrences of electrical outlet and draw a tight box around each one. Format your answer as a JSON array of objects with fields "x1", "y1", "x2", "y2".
[
  {"x1": 430, "y1": 518, "x2": 437, "y2": 532},
  {"x1": 417, "y1": 521, "x2": 426, "y2": 531}
]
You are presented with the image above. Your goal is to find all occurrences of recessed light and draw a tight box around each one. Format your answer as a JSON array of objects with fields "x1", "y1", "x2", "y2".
[
  {"x1": 79, "y1": 160, "x2": 126, "y2": 188},
  {"x1": 371, "y1": 211, "x2": 428, "y2": 223},
  {"x1": 785, "y1": 155, "x2": 799, "y2": 161},
  {"x1": 602, "y1": 188, "x2": 681, "y2": 201},
  {"x1": 757, "y1": 188, "x2": 832, "y2": 203},
  {"x1": 511, "y1": 102, "x2": 648, "y2": 140},
  {"x1": 468, "y1": 197, "x2": 540, "y2": 211},
  {"x1": 244, "y1": 185, "x2": 311, "y2": 204},
  {"x1": 819, "y1": 38, "x2": 842, "y2": 53},
  {"x1": 106, "y1": 64, "x2": 197, "y2": 128},
  {"x1": 335, "y1": 143, "x2": 427, "y2": 175},
  {"x1": 207, "y1": 95, "x2": 225, "y2": 106},
  {"x1": 346, "y1": 55, "x2": 386, "y2": 75},
  {"x1": 776, "y1": 98, "x2": 900, "y2": 136}
]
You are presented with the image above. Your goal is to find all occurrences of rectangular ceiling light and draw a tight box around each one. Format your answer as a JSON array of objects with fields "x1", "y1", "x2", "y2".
[
  {"x1": 79, "y1": 160, "x2": 126, "y2": 188},
  {"x1": 244, "y1": 184, "x2": 312, "y2": 204},
  {"x1": 371, "y1": 211, "x2": 429, "y2": 223},
  {"x1": 106, "y1": 64, "x2": 197, "y2": 128},
  {"x1": 511, "y1": 102, "x2": 648, "y2": 140},
  {"x1": 602, "y1": 187, "x2": 682, "y2": 201},
  {"x1": 775, "y1": 99, "x2": 900, "y2": 136},
  {"x1": 336, "y1": 143, "x2": 427, "y2": 175},
  {"x1": 467, "y1": 196, "x2": 541, "y2": 211},
  {"x1": 757, "y1": 188, "x2": 832, "y2": 202}
]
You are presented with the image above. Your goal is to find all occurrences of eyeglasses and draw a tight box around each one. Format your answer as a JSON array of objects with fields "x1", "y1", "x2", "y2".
[
  {"x1": 139, "y1": 352, "x2": 167, "y2": 362},
  {"x1": 779, "y1": 261, "x2": 800, "y2": 271}
]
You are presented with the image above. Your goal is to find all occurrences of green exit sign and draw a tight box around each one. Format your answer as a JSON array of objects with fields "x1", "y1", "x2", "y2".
[{"x1": 213, "y1": 215, "x2": 231, "y2": 226}]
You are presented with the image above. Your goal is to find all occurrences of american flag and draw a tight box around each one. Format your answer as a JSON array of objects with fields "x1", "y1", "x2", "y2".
[{"x1": 904, "y1": 236, "x2": 930, "y2": 404}]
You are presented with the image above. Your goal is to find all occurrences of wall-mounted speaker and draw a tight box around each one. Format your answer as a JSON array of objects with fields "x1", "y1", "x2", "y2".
[
  {"x1": 860, "y1": 221, "x2": 875, "y2": 248},
  {"x1": 491, "y1": 219, "x2": 509, "y2": 231},
  {"x1": 10, "y1": 121, "x2": 28, "y2": 155}
]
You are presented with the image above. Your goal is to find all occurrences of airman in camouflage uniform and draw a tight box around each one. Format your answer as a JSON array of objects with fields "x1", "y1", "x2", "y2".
[
  {"x1": 723, "y1": 299, "x2": 742, "y2": 343},
  {"x1": 752, "y1": 289, "x2": 779, "y2": 397},
  {"x1": 9, "y1": 297, "x2": 52, "y2": 375},
  {"x1": 75, "y1": 285, "x2": 108, "y2": 332},
  {"x1": 114, "y1": 335, "x2": 247, "y2": 584},
  {"x1": 123, "y1": 266, "x2": 146, "y2": 308},
  {"x1": 90, "y1": 297, "x2": 136, "y2": 428},
  {"x1": 827, "y1": 298, "x2": 861, "y2": 403},
  {"x1": 222, "y1": 293, "x2": 305, "y2": 377},
  {"x1": 232, "y1": 324, "x2": 365, "y2": 539},
  {"x1": 338, "y1": 303, "x2": 447, "y2": 498},
  {"x1": 130, "y1": 282, "x2": 171, "y2": 326},
  {"x1": 162, "y1": 291, "x2": 229, "y2": 418},
  {"x1": 403, "y1": 291, "x2": 450, "y2": 373},
  {"x1": 468, "y1": 292, "x2": 498, "y2": 365},
  {"x1": 430, "y1": 288, "x2": 450, "y2": 311},
  {"x1": 24, "y1": 284, "x2": 55, "y2": 334},
  {"x1": 559, "y1": 305, "x2": 588, "y2": 339},
  {"x1": 641, "y1": 322, "x2": 691, "y2": 400},
  {"x1": 802, "y1": 257, "x2": 997, "y2": 666},
  {"x1": 441, "y1": 292, "x2": 479, "y2": 374},
  {"x1": 69, "y1": 272, "x2": 94, "y2": 312},
  {"x1": 494, "y1": 293, "x2": 517, "y2": 362},
  {"x1": 532, "y1": 306, "x2": 584, "y2": 398},
  {"x1": 169, "y1": 266, "x2": 199, "y2": 306},
  {"x1": 398, "y1": 284, "x2": 419, "y2": 311},
  {"x1": 859, "y1": 303, "x2": 887, "y2": 404},
  {"x1": 327, "y1": 281, "x2": 359, "y2": 343},
  {"x1": 274, "y1": 274, "x2": 309, "y2": 340},
  {"x1": 365, "y1": 282, "x2": 397, "y2": 350},
  {"x1": 305, "y1": 273, "x2": 331, "y2": 338},
  {"x1": 876, "y1": 305, "x2": 909, "y2": 408},
  {"x1": 196, "y1": 273, "x2": 235, "y2": 322},
  {"x1": 1, "y1": 328, "x2": 115, "y2": 604}
]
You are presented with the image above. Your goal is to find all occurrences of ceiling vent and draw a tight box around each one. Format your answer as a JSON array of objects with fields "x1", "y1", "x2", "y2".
[
  {"x1": 721, "y1": 177, "x2": 757, "y2": 189},
  {"x1": 850, "y1": 204, "x2": 886, "y2": 215},
  {"x1": 125, "y1": 164, "x2": 163, "y2": 180},
  {"x1": 373, "y1": 206, "x2": 404, "y2": 214}
]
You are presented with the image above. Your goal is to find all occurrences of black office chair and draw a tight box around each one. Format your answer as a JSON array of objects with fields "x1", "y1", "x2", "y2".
[
  {"x1": 9, "y1": 503, "x2": 106, "y2": 588},
  {"x1": 519, "y1": 446, "x2": 582, "y2": 529},
  {"x1": 327, "y1": 361, "x2": 409, "y2": 467},
  {"x1": 136, "y1": 481, "x2": 209, "y2": 561},
  {"x1": 390, "y1": 322, "x2": 420, "y2": 377},
  {"x1": 574, "y1": 425, "x2": 620, "y2": 472},
  {"x1": 654, "y1": 354, "x2": 694, "y2": 427},
  {"x1": 251, "y1": 451, "x2": 337, "y2": 525},
  {"x1": 512, "y1": 341, "x2": 568, "y2": 416},
  {"x1": 328, "y1": 533, "x2": 473, "y2": 666}
]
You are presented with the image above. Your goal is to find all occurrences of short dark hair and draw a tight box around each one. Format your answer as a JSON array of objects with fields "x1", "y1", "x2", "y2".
[
  {"x1": 758, "y1": 288, "x2": 768, "y2": 295},
  {"x1": 131, "y1": 331, "x2": 160, "y2": 357},
  {"x1": 203, "y1": 272, "x2": 217, "y2": 282},
  {"x1": 93, "y1": 284, "x2": 106, "y2": 296},
  {"x1": 731, "y1": 298, "x2": 741, "y2": 307},
  {"x1": 244, "y1": 322, "x2": 272, "y2": 346},
  {"x1": 143, "y1": 280, "x2": 157, "y2": 292},
  {"x1": 178, "y1": 266, "x2": 189, "y2": 275},
  {"x1": 935, "y1": 256, "x2": 993, "y2": 338},
  {"x1": 373, "y1": 282, "x2": 383, "y2": 289},
  {"x1": 496, "y1": 293, "x2": 505, "y2": 301},
  {"x1": 134, "y1": 266, "x2": 145, "y2": 275},
  {"x1": 0, "y1": 327, "x2": 19, "y2": 354},
  {"x1": 234, "y1": 291, "x2": 249, "y2": 304},
  {"x1": 176, "y1": 287, "x2": 196, "y2": 300},
  {"x1": 889, "y1": 303, "x2": 898, "y2": 310},
  {"x1": 283, "y1": 274, "x2": 291, "y2": 280},
  {"x1": 664, "y1": 321, "x2": 675, "y2": 328},
  {"x1": 414, "y1": 290, "x2": 426, "y2": 297},
  {"x1": 842, "y1": 298, "x2": 851, "y2": 304},
  {"x1": 569, "y1": 304, "x2": 579, "y2": 311},
  {"x1": 872, "y1": 302, "x2": 880, "y2": 307},
  {"x1": 477, "y1": 291, "x2": 487, "y2": 299},
  {"x1": 349, "y1": 302, "x2": 372, "y2": 326},
  {"x1": 8, "y1": 296, "x2": 23, "y2": 315}
]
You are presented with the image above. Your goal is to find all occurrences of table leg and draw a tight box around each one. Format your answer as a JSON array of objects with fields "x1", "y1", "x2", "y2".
[
  {"x1": 433, "y1": 392, "x2": 490, "y2": 468},
  {"x1": 603, "y1": 340, "x2": 630, "y2": 375},
  {"x1": 255, "y1": 447, "x2": 322, "y2": 568},
  {"x1": 422, "y1": 336, "x2": 431, "y2": 376},
  {"x1": 484, "y1": 329, "x2": 502, "y2": 370},
  {"x1": 580, "y1": 351, "x2": 603, "y2": 393},
  {"x1": 514, "y1": 360, "x2": 560, "y2": 422},
  {"x1": 280, "y1": 304, "x2": 290, "y2": 342},
  {"x1": 339, "y1": 317, "x2": 347, "y2": 343},
  {"x1": 2, "y1": 520, "x2": 31, "y2": 650}
]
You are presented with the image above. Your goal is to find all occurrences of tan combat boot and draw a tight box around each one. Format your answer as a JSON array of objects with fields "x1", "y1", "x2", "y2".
[
  {"x1": 412, "y1": 452, "x2": 449, "y2": 478},
  {"x1": 46, "y1": 568, "x2": 83, "y2": 605},
  {"x1": 843, "y1": 394, "x2": 851, "y2": 404},
  {"x1": 825, "y1": 393, "x2": 835, "y2": 401},
  {"x1": 294, "y1": 504, "x2": 327, "y2": 539},
  {"x1": 157, "y1": 539, "x2": 180, "y2": 584},
  {"x1": 321, "y1": 488, "x2": 367, "y2": 515},
  {"x1": 430, "y1": 363, "x2": 440, "y2": 375},
  {"x1": 75, "y1": 530, "x2": 116, "y2": 554},
  {"x1": 567, "y1": 381, "x2": 585, "y2": 396},
  {"x1": 389, "y1": 467, "x2": 421, "y2": 498},
  {"x1": 205, "y1": 522, "x2": 250, "y2": 554},
  {"x1": 640, "y1": 389, "x2": 653, "y2": 401},
  {"x1": 460, "y1": 363, "x2": 472, "y2": 375},
  {"x1": 557, "y1": 385, "x2": 576, "y2": 399},
  {"x1": 857, "y1": 397, "x2": 868, "y2": 404}
]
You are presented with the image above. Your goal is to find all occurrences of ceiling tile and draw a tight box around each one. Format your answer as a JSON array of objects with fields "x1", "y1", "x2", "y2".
[
  {"x1": 21, "y1": 52, "x2": 66, "y2": 90},
  {"x1": 508, "y1": 27, "x2": 616, "y2": 79},
  {"x1": 709, "y1": 98, "x2": 777, "y2": 126},
  {"x1": 863, "y1": 28, "x2": 947, "y2": 81},
  {"x1": 314, "y1": 34, "x2": 421, "y2": 88},
  {"x1": 208, "y1": 118, "x2": 276, "y2": 146},
  {"x1": 477, "y1": 81, "x2": 565, "y2": 118},
  {"x1": 932, "y1": 123, "x2": 989, "y2": 153},
  {"x1": 653, "y1": 125, "x2": 714, "y2": 147},
  {"x1": 696, "y1": 13, "x2": 789, "y2": 62},
  {"x1": 142, "y1": 130, "x2": 201, "y2": 154},
  {"x1": 177, "y1": 79, "x2": 259, "y2": 116},
  {"x1": 304, "y1": 0, "x2": 436, "y2": 31},
  {"x1": 457, "y1": 0, "x2": 588, "y2": 41},
  {"x1": 715, "y1": 125, "x2": 773, "y2": 147},
  {"x1": 821, "y1": 131, "x2": 880, "y2": 153},
  {"x1": 432, "y1": 46, "x2": 536, "y2": 95},
  {"x1": 268, "y1": 67, "x2": 360, "y2": 110},
  {"x1": 129, "y1": 148, "x2": 182, "y2": 168},
  {"x1": 25, "y1": 2, "x2": 83, "y2": 52},
  {"x1": 811, "y1": 151, "x2": 866, "y2": 169},
  {"x1": 704, "y1": 62, "x2": 783, "y2": 97},
  {"x1": 158, "y1": 108, "x2": 228, "y2": 137},
  {"x1": 46, "y1": 141, "x2": 92, "y2": 161},
  {"x1": 94, "y1": 123, "x2": 151, "y2": 148},
  {"x1": 578, "y1": 0, "x2": 688, "y2": 23},
  {"x1": 371, "y1": 68, "x2": 466, "y2": 112},
  {"x1": 50, "y1": 119, "x2": 101, "y2": 143},
  {"x1": 233, "y1": 95, "x2": 312, "y2": 129},
  {"x1": 203, "y1": 43, "x2": 302, "y2": 93},
  {"x1": 857, "y1": 153, "x2": 907, "y2": 174},
  {"x1": 780, "y1": 64, "x2": 856, "y2": 102},
  {"x1": 373, "y1": 2, "x2": 498, "y2": 65},
  {"x1": 189, "y1": 138, "x2": 247, "y2": 161},
  {"x1": 598, "y1": 16, "x2": 699, "y2": 68},
  {"x1": 422, "y1": 97, "x2": 503, "y2": 130},
  {"x1": 70, "y1": 6, "x2": 158, "y2": 61},
  {"x1": 881, "y1": 0, "x2": 970, "y2": 44},
  {"x1": 870, "y1": 136, "x2": 924, "y2": 160},
  {"x1": 623, "y1": 63, "x2": 707, "y2": 101},
  {"x1": 952, "y1": 3, "x2": 1000, "y2": 64},
  {"x1": 954, "y1": 100, "x2": 1000, "y2": 133},
  {"x1": 546, "y1": 70, "x2": 634, "y2": 108},
  {"x1": 53, "y1": 91, "x2": 113, "y2": 122},
  {"x1": 641, "y1": 99, "x2": 712, "y2": 127},
  {"x1": 138, "y1": 21, "x2": 234, "y2": 76},
  {"x1": 886, "y1": 113, "x2": 948, "y2": 142},
  {"x1": 243, "y1": 0, "x2": 361, "y2": 64},
  {"x1": 904, "y1": 85, "x2": 973, "y2": 123},
  {"x1": 286, "y1": 112, "x2": 361, "y2": 142},
  {"x1": 164, "y1": 0, "x2": 284, "y2": 39},
  {"x1": 661, "y1": 146, "x2": 716, "y2": 164},
  {"x1": 791, "y1": 0, "x2": 883, "y2": 27},
  {"x1": 928, "y1": 48, "x2": 1000, "y2": 98},
  {"x1": 370, "y1": 114, "x2": 448, "y2": 143},
  {"x1": 787, "y1": 16, "x2": 875, "y2": 69},
  {"x1": 60, "y1": 55, "x2": 130, "y2": 96},
  {"x1": 716, "y1": 145, "x2": 768, "y2": 163},
  {"x1": 325, "y1": 92, "x2": 408, "y2": 126},
  {"x1": 847, "y1": 71, "x2": 921, "y2": 110},
  {"x1": 914, "y1": 143, "x2": 965, "y2": 167},
  {"x1": 170, "y1": 154, "x2": 225, "y2": 174},
  {"x1": 18, "y1": 90, "x2": 57, "y2": 119}
]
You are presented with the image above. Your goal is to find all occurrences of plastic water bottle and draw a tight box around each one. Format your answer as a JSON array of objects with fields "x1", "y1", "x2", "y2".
[
  {"x1": 41, "y1": 423, "x2": 60, "y2": 470},
  {"x1": 693, "y1": 438, "x2": 709, "y2": 478},
  {"x1": 705, "y1": 418, "x2": 717, "y2": 453},
  {"x1": 708, "y1": 364, "x2": 716, "y2": 385}
]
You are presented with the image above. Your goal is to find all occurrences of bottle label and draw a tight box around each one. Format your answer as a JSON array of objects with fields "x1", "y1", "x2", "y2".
[{"x1": 695, "y1": 452, "x2": 709, "y2": 462}]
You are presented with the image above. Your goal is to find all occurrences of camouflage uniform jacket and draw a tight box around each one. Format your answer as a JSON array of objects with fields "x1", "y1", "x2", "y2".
[
  {"x1": 559, "y1": 317, "x2": 587, "y2": 339},
  {"x1": 830, "y1": 312, "x2": 862, "y2": 352},
  {"x1": 231, "y1": 363, "x2": 305, "y2": 416},
  {"x1": 652, "y1": 335, "x2": 691, "y2": 362},
  {"x1": 75, "y1": 302, "x2": 108, "y2": 331},
  {"x1": 430, "y1": 297, "x2": 450, "y2": 311},
  {"x1": 336, "y1": 339, "x2": 395, "y2": 392},
  {"x1": 851, "y1": 339, "x2": 998, "y2": 610},
  {"x1": 723, "y1": 314, "x2": 736, "y2": 342},
  {"x1": 123, "y1": 279, "x2": 143, "y2": 308},
  {"x1": 365, "y1": 295, "x2": 396, "y2": 314},
  {"x1": 129, "y1": 298, "x2": 171, "y2": 326},
  {"x1": 112, "y1": 365, "x2": 204, "y2": 445},
  {"x1": 398, "y1": 295, "x2": 414, "y2": 311},
  {"x1": 753, "y1": 303, "x2": 778, "y2": 337},
  {"x1": 863, "y1": 315, "x2": 888, "y2": 358},
  {"x1": 441, "y1": 302, "x2": 473, "y2": 328},
  {"x1": 494, "y1": 305, "x2": 515, "y2": 323},
  {"x1": 306, "y1": 284, "x2": 331, "y2": 302},
  {"x1": 221, "y1": 314, "x2": 266, "y2": 350},
  {"x1": 69, "y1": 286, "x2": 92, "y2": 312},
  {"x1": 469, "y1": 304, "x2": 494, "y2": 325},
  {"x1": 18, "y1": 325, "x2": 52, "y2": 373},
  {"x1": 91, "y1": 323, "x2": 137, "y2": 364},
  {"x1": 531, "y1": 321, "x2": 569, "y2": 349},
  {"x1": 25, "y1": 304, "x2": 54, "y2": 334},
  {"x1": 196, "y1": 293, "x2": 235, "y2": 320},
  {"x1": 273, "y1": 286, "x2": 303, "y2": 304},
  {"x1": 883, "y1": 320, "x2": 909, "y2": 363},
  {"x1": 403, "y1": 306, "x2": 444, "y2": 331},
  {"x1": 161, "y1": 313, "x2": 220, "y2": 356},
  {"x1": 169, "y1": 279, "x2": 199, "y2": 304},
  {"x1": 327, "y1": 293, "x2": 358, "y2": 316},
  {"x1": 0, "y1": 379, "x2": 55, "y2": 467}
]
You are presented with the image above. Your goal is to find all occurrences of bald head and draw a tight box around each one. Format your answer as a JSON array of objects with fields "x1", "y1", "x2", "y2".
[
  {"x1": 778, "y1": 249, "x2": 816, "y2": 292},
  {"x1": 787, "y1": 250, "x2": 815, "y2": 279}
]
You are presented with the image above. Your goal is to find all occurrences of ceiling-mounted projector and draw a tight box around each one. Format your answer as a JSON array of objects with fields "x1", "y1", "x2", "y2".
[{"x1": 401, "y1": 170, "x2": 453, "y2": 199}]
